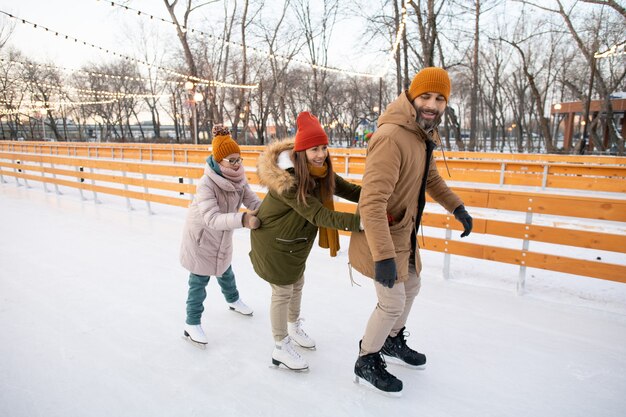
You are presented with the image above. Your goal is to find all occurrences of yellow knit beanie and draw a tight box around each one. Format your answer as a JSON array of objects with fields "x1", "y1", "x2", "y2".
[
  {"x1": 211, "y1": 124, "x2": 240, "y2": 162},
  {"x1": 407, "y1": 67, "x2": 451, "y2": 102}
]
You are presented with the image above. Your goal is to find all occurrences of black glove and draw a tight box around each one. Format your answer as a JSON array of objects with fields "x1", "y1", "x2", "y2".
[
  {"x1": 374, "y1": 258, "x2": 397, "y2": 289},
  {"x1": 453, "y1": 205, "x2": 473, "y2": 238}
]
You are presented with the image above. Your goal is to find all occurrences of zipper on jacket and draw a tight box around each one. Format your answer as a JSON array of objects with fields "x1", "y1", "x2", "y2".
[
  {"x1": 412, "y1": 139, "x2": 436, "y2": 252},
  {"x1": 275, "y1": 237, "x2": 308, "y2": 244}
]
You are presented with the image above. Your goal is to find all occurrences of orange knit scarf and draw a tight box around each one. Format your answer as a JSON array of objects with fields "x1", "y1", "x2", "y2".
[{"x1": 308, "y1": 163, "x2": 340, "y2": 257}]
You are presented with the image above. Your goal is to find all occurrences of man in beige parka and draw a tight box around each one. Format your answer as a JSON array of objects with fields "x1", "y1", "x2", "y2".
[{"x1": 349, "y1": 67, "x2": 473, "y2": 396}]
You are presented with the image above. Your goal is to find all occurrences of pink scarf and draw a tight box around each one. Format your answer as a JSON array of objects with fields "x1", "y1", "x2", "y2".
[{"x1": 221, "y1": 163, "x2": 247, "y2": 187}]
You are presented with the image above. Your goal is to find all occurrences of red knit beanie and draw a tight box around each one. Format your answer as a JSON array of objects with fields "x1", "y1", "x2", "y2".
[
  {"x1": 407, "y1": 67, "x2": 451, "y2": 102},
  {"x1": 211, "y1": 124, "x2": 240, "y2": 162},
  {"x1": 294, "y1": 111, "x2": 329, "y2": 152}
]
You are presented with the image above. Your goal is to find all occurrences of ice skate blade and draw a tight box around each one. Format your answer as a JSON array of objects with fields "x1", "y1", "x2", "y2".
[
  {"x1": 382, "y1": 354, "x2": 426, "y2": 370},
  {"x1": 269, "y1": 359, "x2": 309, "y2": 373},
  {"x1": 293, "y1": 342, "x2": 316, "y2": 351},
  {"x1": 353, "y1": 375, "x2": 402, "y2": 398},
  {"x1": 228, "y1": 307, "x2": 253, "y2": 316},
  {"x1": 181, "y1": 335, "x2": 207, "y2": 350}
]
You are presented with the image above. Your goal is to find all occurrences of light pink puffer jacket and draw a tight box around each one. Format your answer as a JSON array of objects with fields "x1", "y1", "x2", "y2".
[{"x1": 180, "y1": 163, "x2": 261, "y2": 276}]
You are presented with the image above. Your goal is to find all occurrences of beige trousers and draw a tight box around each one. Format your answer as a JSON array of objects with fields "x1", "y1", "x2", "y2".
[
  {"x1": 360, "y1": 272, "x2": 421, "y2": 356},
  {"x1": 270, "y1": 276, "x2": 305, "y2": 342}
]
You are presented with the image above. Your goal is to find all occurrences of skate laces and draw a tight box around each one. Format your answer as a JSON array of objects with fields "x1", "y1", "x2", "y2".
[
  {"x1": 293, "y1": 318, "x2": 309, "y2": 337},
  {"x1": 285, "y1": 337, "x2": 304, "y2": 359},
  {"x1": 379, "y1": 353, "x2": 389, "y2": 369},
  {"x1": 366, "y1": 353, "x2": 389, "y2": 378}
]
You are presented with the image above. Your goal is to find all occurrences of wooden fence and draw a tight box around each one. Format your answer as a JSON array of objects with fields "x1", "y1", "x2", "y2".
[
  {"x1": 2, "y1": 141, "x2": 625, "y2": 193},
  {"x1": 1, "y1": 144, "x2": 625, "y2": 291}
]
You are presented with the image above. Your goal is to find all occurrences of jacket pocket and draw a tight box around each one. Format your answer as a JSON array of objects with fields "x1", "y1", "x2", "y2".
[
  {"x1": 275, "y1": 237, "x2": 308, "y2": 244},
  {"x1": 275, "y1": 237, "x2": 309, "y2": 255},
  {"x1": 389, "y1": 213, "x2": 413, "y2": 252}
]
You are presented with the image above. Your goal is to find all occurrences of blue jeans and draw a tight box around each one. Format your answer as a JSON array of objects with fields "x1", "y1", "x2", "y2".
[{"x1": 186, "y1": 265, "x2": 240, "y2": 325}]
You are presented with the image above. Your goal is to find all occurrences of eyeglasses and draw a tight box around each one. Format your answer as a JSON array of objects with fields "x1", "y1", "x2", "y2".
[{"x1": 223, "y1": 157, "x2": 243, "y2": 166}]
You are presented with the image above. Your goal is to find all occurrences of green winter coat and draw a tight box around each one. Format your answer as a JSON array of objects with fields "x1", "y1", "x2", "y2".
[{"x1": 250, "y1": 138, "x2": 362, "y2": 285}]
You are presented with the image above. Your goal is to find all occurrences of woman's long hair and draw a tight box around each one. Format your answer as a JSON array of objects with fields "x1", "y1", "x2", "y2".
[{"x1": 293, "y1": 150, "x2": 335, "y2": 207}]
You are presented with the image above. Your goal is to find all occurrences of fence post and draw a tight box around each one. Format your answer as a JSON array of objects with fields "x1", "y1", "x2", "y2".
[
  {"x1": 77, "y1": 166, "x2": 87, "y2": 200},
  {"x1": 40, "y1": 160, "x2": 49, "y2": 193},
  {"x1": 0, "y1": 152, "x2": 7, "y2": 183},
  {"x1": 345, "y1": 156, "x2": 349, "y2": 176},
  {"x1": 517, "y1": 199, "x2": 534, "y2": 295},
  {"x1": 443, "y1": 223, "x2": 452, "y2": 280},
  {"x1": 89, "y1": 167, "x2": 100, "y2": 203},
  {"x1": 50, "y1": 161, "x2": 61, "y2": 195},
  {"x1": 541, "y1": 165, "x2": 549, "y2": 190},
  {"x1": 122, "y1": 170, "x2": 133, "y2": 211},
  {"x1": 188, "y1": 178, "x2": 194, "y2": 201},
  {"x1": 184, "y1": 149, "x2": 188, "y2": 164},
  {"x1": 142, "y1": 172, "x2": 153, "y2": 215},
  {"x1": 14, "y1": 159, "x2": 22, "y2": 187},
  {"x1": 499, "y1": 162, "x2": 506, "y2": 186}
]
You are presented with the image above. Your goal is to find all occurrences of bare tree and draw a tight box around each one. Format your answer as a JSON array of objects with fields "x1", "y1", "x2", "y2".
[
  {"x1": 20, "y1": 59, "x2": 66, "y2": 140},
  {"x1": 519, "y1": 0, "x2": 626, "y2": 153},
  {"x1": 580, "y1": 0, "x2": 626, "y2": 19},
  {"x1": 292, "y1": 0, "x2": 339, "y2": 116},
  {"x1": 0, "y1": 14, "x2": 14, "y2": 51}
]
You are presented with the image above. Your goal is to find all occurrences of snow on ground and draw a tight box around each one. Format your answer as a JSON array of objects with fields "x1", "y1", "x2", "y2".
[{"x1": 1, "y1": 179, "x2": 626, "y2": 417}]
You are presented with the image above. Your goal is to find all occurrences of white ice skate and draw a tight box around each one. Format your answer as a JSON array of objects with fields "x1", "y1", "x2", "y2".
[
  {"x1": 271, "y1": 336, "x2": 309, "y2": 372},
  {"x1": 288, "y1": 318, "x2": 316, "y2": 350},
  {"x1": 183, "y1": 324, "x2": 208, "y2": 349},
  {"x1": 227, "y1": 299, "x2": 253, "y2": 316}
]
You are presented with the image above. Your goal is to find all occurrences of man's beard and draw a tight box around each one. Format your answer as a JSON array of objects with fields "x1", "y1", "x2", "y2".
[{"x1": 415, "y1": 106, "x2": 443, "y2": 131}]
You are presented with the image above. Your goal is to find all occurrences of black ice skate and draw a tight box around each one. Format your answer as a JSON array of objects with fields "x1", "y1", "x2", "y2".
[
  {"x1": 354, "y1": 351, "x2": 402, "y2": 397},
  {"x1": 381, "y1": 327, "x2": 426, "y2": 369}
]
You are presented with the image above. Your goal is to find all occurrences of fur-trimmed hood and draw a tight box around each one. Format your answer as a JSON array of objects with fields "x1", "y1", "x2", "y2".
[
  {"x1": 256, "y1": 138, "x2": 297, "y2": 195},
  {"x1": 250, "y1": 138, "x2": 362, "y2": 286}
]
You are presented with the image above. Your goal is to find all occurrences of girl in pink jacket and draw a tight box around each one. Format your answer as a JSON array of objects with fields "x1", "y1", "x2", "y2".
[{"x1": 179, "y1": 125, "x2": 261, "y2": 348}]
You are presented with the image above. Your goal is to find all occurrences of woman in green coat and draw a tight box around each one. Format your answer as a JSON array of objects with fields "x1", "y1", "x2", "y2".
[{"x1": 250, "y1": 111, "x2": 362, "y2": 372}]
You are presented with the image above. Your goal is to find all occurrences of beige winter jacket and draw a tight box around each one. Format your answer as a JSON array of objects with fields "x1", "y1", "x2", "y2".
[
  {"x1": 180, "y1": 160, "x2": 261, "y2": 276},
  {"x1": 349, "y1": 92, "x2": 463, "y2": 282}
]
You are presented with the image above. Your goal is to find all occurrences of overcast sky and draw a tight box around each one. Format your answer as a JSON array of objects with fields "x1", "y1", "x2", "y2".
[{"x1": 0, "y1": 0, "x2": 382, "y2": 76}]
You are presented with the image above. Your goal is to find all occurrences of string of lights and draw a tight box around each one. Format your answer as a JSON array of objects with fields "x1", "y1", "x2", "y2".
[
  {"x1": 0, "y1": 109, "x2": 32, "y2": 116},
  {"x1": 0, "y1": 10, "x2": 258, "y2": 89},
  {"x1": 381, "y1": 3, "x2": 408, "y2": 78},
  {"x1": 1, "y1": 58, "x2": 151, "y2": 83},
  {"x1": 96, "y1": 0, "x2": 383, "y2": 79},
  {"x1": 11, "y1": 79, "x2": 169, "y2": 99},
  {"x1": 594, "y1": 41, "x2": 626, "y2": 59},
  {"x1": 0, "y1": 101, "x2": 118, "y2": 116},
  {"x1": 2, "y1": 99, "x2": 119, "y2": 106},
  {"x1": 1, "y1": 58, "x2": 221, "y2": 90}
]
